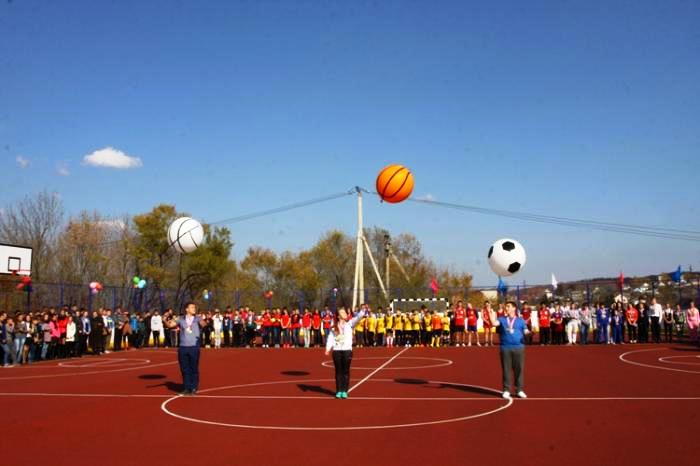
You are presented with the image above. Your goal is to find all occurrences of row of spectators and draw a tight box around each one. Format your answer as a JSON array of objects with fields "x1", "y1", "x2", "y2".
[{"x1": 1, "y1": 299, "x2": 698, "y2": 366}]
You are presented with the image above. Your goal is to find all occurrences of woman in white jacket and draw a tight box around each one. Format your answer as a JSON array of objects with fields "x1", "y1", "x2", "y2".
[
  {"x1": 66, "y1": 319, "x2": 77, "y2": 358},
  {"x1": 212, "y1": 311, "x2": 223, "y2": 349},
  {"x1": 151, "y1": 312, "x2": 163, "y2": 348},
  {"x1": 325, "y1": 307, "x2": 366, "y2": 399}
]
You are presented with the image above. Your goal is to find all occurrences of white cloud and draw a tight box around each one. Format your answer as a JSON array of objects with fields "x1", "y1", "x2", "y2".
[
  {"x1": 57, "y1": 163, "x2": 70, "y2": 176},
  {"x1": 83, "y1": 147, "x2": 142, "y2": 169},
  {"x1": 417, "y1": 193, "x2": 436, "y2": 201},
  {"x1": 16, "y1": 156, "x2": 29, "y2": 168}
]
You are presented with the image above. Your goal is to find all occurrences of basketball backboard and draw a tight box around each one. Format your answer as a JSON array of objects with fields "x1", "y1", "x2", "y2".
[{"x1": 0, "y1": 243, "x2": 32, "y2": 276}]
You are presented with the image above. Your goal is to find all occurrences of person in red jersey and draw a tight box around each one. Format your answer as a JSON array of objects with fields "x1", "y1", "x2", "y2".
[
  {"x1": 280, "y1": 309, "x2": 291, "y2": 348},
  {"x1": 301, "y1": 308, "x2": 312, "y2": 348},
  {"x1": 481, "y1": 301, "x2": 494, "y2": 346},
  {"x1": 521, "y1": 304, "x2": 533, "y2": 345},
  {"x1": 626, "y1": 303, "x2": 639, "y2": 343},
  {"x1": 466, "y1": 303, "x2": 480, "y2": 346},
  {"x1": 538, "y1": 304, "x2": 551, "y2": 345},
  {"x1": 261, "y1": 310, "x2": 272, "y2": 348},
  {"x1": 453, "y1": 301, "x2": 466, "y2": 347},
  {"x1": 312, "y1": 309, "x2": 322, "y2": 347}
]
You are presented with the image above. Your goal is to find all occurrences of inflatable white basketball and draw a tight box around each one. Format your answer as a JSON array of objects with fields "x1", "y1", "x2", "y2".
[
  {"x1": 487, "y1": 238, "x2": 526, "y2": 277},
  {"x1": 168, "y1": 217, "x2": 204, "y2": 253}
]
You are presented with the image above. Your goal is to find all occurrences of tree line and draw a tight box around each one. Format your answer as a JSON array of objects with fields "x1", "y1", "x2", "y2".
[{"x1": 1, "y1": 191, "x2": 476, "y2": 311}]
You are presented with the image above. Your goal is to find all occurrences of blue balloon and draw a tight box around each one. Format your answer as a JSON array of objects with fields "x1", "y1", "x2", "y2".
[{"x1": 138, "y1": 279, "x2": 147, "y2": 289}]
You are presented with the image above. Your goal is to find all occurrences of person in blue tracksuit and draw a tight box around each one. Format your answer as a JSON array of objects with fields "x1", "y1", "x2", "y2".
[
  {"x1": 166, "y1": 302, "x2": 207, "y2": 395},
  {"x1": 596, "y1": 305, "x2": 610, "y2": 344}
]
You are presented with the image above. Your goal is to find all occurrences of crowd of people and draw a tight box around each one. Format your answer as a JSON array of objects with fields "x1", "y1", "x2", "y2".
[{"x1": 1, "y1": 298, "x2": 698, "y2": 367}]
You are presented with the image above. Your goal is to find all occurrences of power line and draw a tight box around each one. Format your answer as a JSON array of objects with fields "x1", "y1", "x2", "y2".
[{"x1": 397, "y1": 195, "x2": 700, "y2": 243}]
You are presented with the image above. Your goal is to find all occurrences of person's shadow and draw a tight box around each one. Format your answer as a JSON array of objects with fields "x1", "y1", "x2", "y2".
[
  {"x1": 297, "y1": 384, "x2": 336, "y2": 396},
  {"x1": 143, "y1": 379, "x2": 183, "y2": 393}
]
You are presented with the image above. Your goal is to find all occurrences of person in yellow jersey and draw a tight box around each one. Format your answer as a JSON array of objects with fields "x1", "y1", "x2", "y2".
[
  {"x1": 423, "y1": 308, "x2": 432, "y2": 347},
  {"x1": 367, "y1": 310, "x2": 377, "y2": 347},
  {"x1": 412, "y1": 311, "x2": 421, "y2": 347},
  {"x1": 393, "y1": 310, "x2": 403, "y2": 347},
  {"x1": 403, "y1": 311, "x2": 414, "y2": 347},
  {"x1": 441, "y1": 312, "x2": 451, "y2": 346},
  {"x1": 375, "y1": 307, "x2": 386, "y2": 347},
  {"x1": 354, "y1": 311, "x2": 366, "y2": 347},
  {"x1": 385, "y1": 310, "x2": 394, "y2": 348}
]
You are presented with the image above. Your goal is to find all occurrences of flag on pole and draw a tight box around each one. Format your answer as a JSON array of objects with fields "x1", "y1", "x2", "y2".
[
  {"x1": 671, "y1": 265, "x2": 682, "y2": 283},
  {"x1": 551, "y1": 273, "x2": 558, "y2": 291},
  {"x1": 618, "y1": 272, "x2": 624, "y2": 290},
  {"x1": 430, "y1": 277, "x2": 439, "y2": 295},
  {"x1": 497, "y1": 277, "x2": 508, "y2": 296}
]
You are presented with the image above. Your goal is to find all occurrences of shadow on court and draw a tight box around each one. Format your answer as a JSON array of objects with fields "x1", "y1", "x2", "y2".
[
  {"x1": 143, "y1": 380, "x2": 184, "y2": 392},
  {"x1": 281, "y1": 371, "x2": 311, "y2": 376},
  {"x1": 297, "y1": 384, "x2": 335, "y2": 396},
  {"x1": 394, "y1": 379, "x2": 498, "y2": 397},
  {"x1": 139, "y1": 374, "x2": 167, "y2": 380}
]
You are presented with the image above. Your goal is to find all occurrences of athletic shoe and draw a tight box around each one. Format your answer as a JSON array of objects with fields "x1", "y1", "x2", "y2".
[
  {"x1": 190, "y1": 389, "x2": 197, "y2": 396},
  {"x1": 516, "y1": 391, "x2": 527, "y2": 399},
  {"x1": 477, "y1": 343, "x2": 482, "y2": 347},
  {"x1": 340, "y1": 392, "x2": 348, "y2": 399},
  {"x1": 178, "y1": 390, "x2": 192, "y2": 396},
  {"x1": 502, "y1": 391, "x2": 512, "y2": 399},
  {"x1": 335, "y1": 392, "x2": 342, "y2": 399}
]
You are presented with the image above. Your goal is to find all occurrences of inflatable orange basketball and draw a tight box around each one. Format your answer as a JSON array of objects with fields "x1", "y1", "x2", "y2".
[{"x1": 376, "y1": 164, "x2": 414, "y2": 203}]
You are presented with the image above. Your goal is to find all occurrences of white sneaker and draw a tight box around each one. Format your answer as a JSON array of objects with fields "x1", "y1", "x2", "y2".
[
  {"x1": 502, "y1": 391, "x2": 512, "y2": 400},
  {"x1": 517, "y1": 391, "x2": 527, "y2": 399}
]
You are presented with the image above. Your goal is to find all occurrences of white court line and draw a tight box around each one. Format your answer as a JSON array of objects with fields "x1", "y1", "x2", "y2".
[
  {"x1": 321, "y1": 356, "x2": 453, "y2": 371},
  {"x1": 0, "y1": 360, "x2": 177, "y2": 381},
  {"x1": 160, "y1": 378, "x2": 513, "y2": 431},
  {"x1": 348, "y1": 347, "x2": 409, "y2": 393},
  {"x1": 619, "y1": 348, "x2": 700, "y2": 374},
  {"x1": 1, "y1": 392, "x2": 698, "y2": 401}
]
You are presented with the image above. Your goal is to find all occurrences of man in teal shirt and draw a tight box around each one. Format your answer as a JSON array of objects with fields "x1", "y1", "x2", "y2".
[{"x1": 491, "y1": 301, "x2": 529, "y2": 400}]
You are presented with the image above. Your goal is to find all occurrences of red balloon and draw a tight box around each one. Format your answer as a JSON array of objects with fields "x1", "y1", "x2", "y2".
[{"x1": 16, "y1": 283, "x2": 25, "y2": 290}]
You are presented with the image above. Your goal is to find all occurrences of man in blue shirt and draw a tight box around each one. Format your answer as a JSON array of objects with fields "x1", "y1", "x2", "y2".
[
  {"x1": 491, "y1": 301, "x2": 529, "y2": 400},
  {"x1": 166, "y1": 302, "x2": 206, "y2": 395}
]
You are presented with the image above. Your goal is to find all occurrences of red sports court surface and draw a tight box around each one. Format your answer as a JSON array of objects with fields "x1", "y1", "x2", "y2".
[{"x1": 1, "y1": 344, "x2": 698, "y2": 466}]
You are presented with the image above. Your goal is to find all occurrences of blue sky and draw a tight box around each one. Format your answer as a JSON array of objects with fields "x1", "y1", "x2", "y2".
[{"x1": 1, "y1": 0, "x2": 699, "y2": 286}]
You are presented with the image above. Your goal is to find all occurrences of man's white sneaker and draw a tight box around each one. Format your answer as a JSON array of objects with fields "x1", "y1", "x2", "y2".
[
  {"x1": 517, "y1": 391, "x2": 527, "y2": 399},
  {"x1": 502, "y1": 391, "x2": 512, "y2": 400}
]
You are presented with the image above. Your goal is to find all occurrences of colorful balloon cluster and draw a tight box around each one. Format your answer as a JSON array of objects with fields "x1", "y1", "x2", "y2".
[
  {"x1": 16, "y1": 276, "x2": 32, "y2": 292},
  {"x1": 132, "y1": 276, "x2": 147, "y2": 289},
  {"x1": 89, "y1": 281, "x2": 104, "y2": 295}
]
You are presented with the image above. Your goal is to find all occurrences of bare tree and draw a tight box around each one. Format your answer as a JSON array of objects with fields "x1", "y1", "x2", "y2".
[{"x1": 0, "y1": 190, "x2": 64, "y2": 281}]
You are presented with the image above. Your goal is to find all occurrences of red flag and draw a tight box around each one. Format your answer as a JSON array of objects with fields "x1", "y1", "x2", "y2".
[
  {"x1": 430, "y1": 277, "x2": 439, "y2": 295},
  {"x1": 617, "y1": 272, "x2": 624, "y2": 289}
]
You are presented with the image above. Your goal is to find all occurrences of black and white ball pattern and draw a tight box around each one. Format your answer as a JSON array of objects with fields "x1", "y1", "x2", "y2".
[
  {"x1": 168, "y1": 217, "x2": 204, "y2": 254},
  {"x1": 487, "y1": 238, "x2": 526, "y2": 277}
]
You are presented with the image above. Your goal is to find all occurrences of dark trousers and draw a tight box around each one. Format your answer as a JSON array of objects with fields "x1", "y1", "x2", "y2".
[
  {"x1": 650, "y1": 317, "x2": 661, "y2": 343},
  {"x1": 178, "y1": 346, "x2": 200, "y2": 392},
  {"x1": 539, "y1": 327, "x2": 550, "y2": 345},
  {"x1": 114, "y1": 329, "x2": 123, "y2": 351},
  {"x1": 78, "y1": 334, "x2": 89, "y2": 356},
  {"x1": 638, "y1": 322, "x2": 648, "y2": 343},
  {"x1": 500, "y1": 347, "x2": 525, "y2": 393},
  {"x1": 664, "y1": 324, "x2": 673, "y2": 342},
  {"x1": 332, "y1": 350, "x2": 353, "y2": 393},
  {"x1": 580, "y1": 323, "x2": 590, "y2": 344},
  {"x1": 223, "y1": 329, "x2": 231, "y2": 347},
  {"x1": 152, "y1": 330, "x2": 161, "y2": 348},
  {"x1": 627, "y1": 325, "x2": 637, "y2": 342}
]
